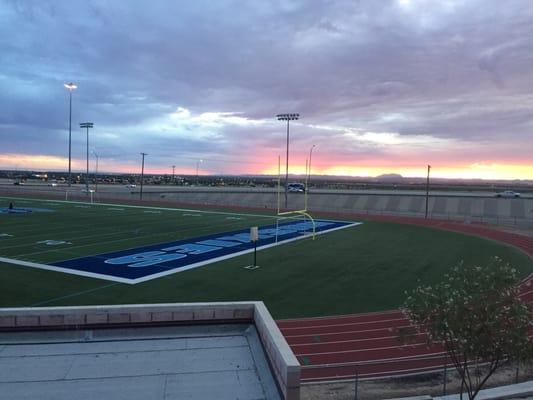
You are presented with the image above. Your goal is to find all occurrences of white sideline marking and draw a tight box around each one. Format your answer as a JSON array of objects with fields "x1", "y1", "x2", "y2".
[
  {"x1": 107, "y1": 208, "x2": 124, "y2": 211},
  {"x1": 143, "y1": 210, "x2": 161, "y2": 214},
  {"x1": 183, "y1": 213, "x2": 202, "y2": 217},
  {"x1": 0, "y1": 233, "x2": 13, "y2": 238},
  {"x1": 0, "y1": 195, "x2": 277, "y2": 219},
  {"x1": 0, "y1": 257, "x2": 133, "y2": 284},
  {"x1": 226, "y1": 217, "x2": 243, "y2": 220},
  {"x1": 75, "y1": 205, "x2": 90, "y2": 208}
]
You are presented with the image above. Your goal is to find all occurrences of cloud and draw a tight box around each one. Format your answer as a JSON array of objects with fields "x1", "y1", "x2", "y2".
[{"x1": 0, "y1": 0, "x2": 532, "y2": 178}]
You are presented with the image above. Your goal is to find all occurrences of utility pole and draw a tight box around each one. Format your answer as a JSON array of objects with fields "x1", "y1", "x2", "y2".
[
  {"x1": 140, "y1": 152, "x2": 147, "y2": 200},
  {"x1": 425, "y1": 164, "x2": 431, "y2": 219},
  {"x1": 171, "y1": 165, "x2": 176, "y2": 184}
]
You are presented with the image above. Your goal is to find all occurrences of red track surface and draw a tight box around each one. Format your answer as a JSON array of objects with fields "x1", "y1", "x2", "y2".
[{"x1": 276, "y1": 217, "x2": 533, "y2": 382}]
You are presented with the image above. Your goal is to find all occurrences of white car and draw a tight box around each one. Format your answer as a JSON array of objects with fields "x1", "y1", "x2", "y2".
[
  {"x1": 495, "y1": 190, "x2": 520, "y2": 198},
  {"x1": 126, "y1": 184, "x2": 137, "y2": 188}
]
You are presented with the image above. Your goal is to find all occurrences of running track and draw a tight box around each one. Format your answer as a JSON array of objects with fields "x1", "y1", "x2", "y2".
[{"x1": 276, "y1": 217, "x2": 533, "y2": 382}]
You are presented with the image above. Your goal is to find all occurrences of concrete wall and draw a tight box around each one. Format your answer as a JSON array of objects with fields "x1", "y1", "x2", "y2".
[
  {"x1": 3, "y1": 186, "x2": 533, "y2": 228},
  {"x1": 0, "y1": 302, "x2": 301, "y2": 400},
  {"x1": 155, "y1": 191, "x2": 533, "y2": 228}
]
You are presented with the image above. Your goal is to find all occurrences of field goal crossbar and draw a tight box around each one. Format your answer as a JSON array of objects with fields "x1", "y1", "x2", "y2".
[{"x1": 275, "y1": 155, "x2": 317, "y2": 241}]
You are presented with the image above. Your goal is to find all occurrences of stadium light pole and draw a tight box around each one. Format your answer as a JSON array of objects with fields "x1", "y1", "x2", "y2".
[
  {"x1": 64, "y1": 82, "x2": 77, "y2": 186},
  {"x1": 80, "y1": 122, "x2": 94, "y2": 194},
  {"x1": 140, "y1": 152, "x2": 147, "y2": 200},
  {"x1": 171, "y1": 165, "x2": 176, "y2": 184},
  {"x1": 425, "y1": 164, "x2": 431, "y2": 219},
  {"x1": 92, "y1": 150, "x2": 99, "y2": 192},
  {"x1": 276, "y1": 113, "x2": 299, "y2": 208}
]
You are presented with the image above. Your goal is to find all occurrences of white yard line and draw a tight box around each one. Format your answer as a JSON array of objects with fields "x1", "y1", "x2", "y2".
[
  {"x1": 0, "y1": 196, "x2": 276, "y2": 219},
  {"x1": 29, "y1": 283, "x2": 119, "y2": 307}
]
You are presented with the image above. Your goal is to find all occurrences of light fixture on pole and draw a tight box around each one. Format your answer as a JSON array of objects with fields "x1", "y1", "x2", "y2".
[
  {"x1": 425, "y1": 164, "x2": 431, "y2": 219},
  {"x1": 276, "y1": 113, "x2": 299, "y2": 208},
  {"x1": 80, "y1": 122, "x2": 94, "y2": 194},
  {"x1": 64, "y1": 82, "x2": 77, "y2": 186},
  {"x1": 140, "y1": 153, "x2": 148, "y2": 200}
]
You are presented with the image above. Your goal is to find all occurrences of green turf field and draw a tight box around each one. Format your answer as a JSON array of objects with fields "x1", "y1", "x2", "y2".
[{"x1": 1, "y1": 196, "x2": 532, "y2": 318}]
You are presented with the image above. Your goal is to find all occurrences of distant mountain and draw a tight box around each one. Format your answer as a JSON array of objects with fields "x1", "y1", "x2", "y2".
[{"x1": 375, "y1": 173, "x2": 404, "y2": 182}]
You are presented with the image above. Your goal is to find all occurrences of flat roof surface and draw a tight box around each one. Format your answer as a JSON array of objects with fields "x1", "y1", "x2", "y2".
[{"x1": 0, "y1": 324, "x2": 281, "y2": 400}]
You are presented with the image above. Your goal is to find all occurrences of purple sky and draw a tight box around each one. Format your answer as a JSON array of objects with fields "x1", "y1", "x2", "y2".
[{"x1": 1, "y1": 0, "x2": 532, "y2": 179}]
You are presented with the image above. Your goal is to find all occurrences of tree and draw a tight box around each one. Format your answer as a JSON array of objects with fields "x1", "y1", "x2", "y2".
[{"x1": 403, "y1": 258, "x2": 532, "y2": 399}]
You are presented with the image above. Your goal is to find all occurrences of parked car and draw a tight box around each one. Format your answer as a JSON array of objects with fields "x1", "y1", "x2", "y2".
[
  {"x1": 287, "y1": 183, "x2": 305, "y2": 193},
  {"x1": 126, "y1": 184, "x2": 137, "y2": 188},
  {"x1": 495, "y1": 190, "x2": 520, "y2": 198}
]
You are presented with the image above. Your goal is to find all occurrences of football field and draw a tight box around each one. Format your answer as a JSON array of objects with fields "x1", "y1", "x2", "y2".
[{"x1": 1, "y1": 195, "x2": 532, "y2": 318}]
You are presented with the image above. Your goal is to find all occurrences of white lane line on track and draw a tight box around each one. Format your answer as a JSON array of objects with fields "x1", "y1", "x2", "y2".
[
  {"x1": 289, "y1": 335, "x2": 426, "y2": 353},
  {"x1": 289, "y1": 333, "x2": 423, "y2": 347},
  {"x1": 276, "y1": 309, "x2": 403, "y2": 324},
  {"x1": 299, "y1": 351, "x2": 446, "y2": 368},
  {"x1": 283, "y1": 325, "x2": 414, "y2": 338},
  {"x1": 297, "y1": 342, "x2": 438, "y2": 357},
  {"x1": 279, "y1": 317, "x2": 409, "y2": 331},
  {"x1": 300, "y1": 364, "x2": 448, "y2": 383}
]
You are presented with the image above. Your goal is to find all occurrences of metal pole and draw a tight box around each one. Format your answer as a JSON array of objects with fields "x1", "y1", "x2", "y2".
[
  {"x1": 277, "y1": 113, "x2": 299, "y2": 208},
  {"x1": 253, "y1": 241, "x2": 257, "y2": 267},
  {"x1": 443, "y1": 353, "x2": 448, "y2": 395},
  {"x1": 85, "y1": 125, "x2": 89, "y2": 193},
  {"x1": 172, "y1": 165, "x2": 175, "y2": 184},
  {"x1": 94, "y1": 152, "x2": 99, "y2": 192},
  {"x1": 285, "y1": 119, "x2": 290, "y2": 209},
  {"x1": 425, "y1": 164, "x2": 431, "y2": 219},
  {"x1": 308, "y1": 144, "x2": 315, "y2": 196},
  {"x1": 68, "y1": 90, "x2": 72, "y2": 187},
  {"x1": 80, "y1": 122, "x2": 93, "y2": 194},
  {"x1": 64, "y1": 83, "x2": 77, "y2": 186},
  {"x1": 140, "y1": 152, "x2": 147, "y2": 200}
]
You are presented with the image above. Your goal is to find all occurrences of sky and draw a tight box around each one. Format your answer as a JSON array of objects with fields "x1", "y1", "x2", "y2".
[{"x1": 1, "y1": 0, "x2": 532, "y2": 180}]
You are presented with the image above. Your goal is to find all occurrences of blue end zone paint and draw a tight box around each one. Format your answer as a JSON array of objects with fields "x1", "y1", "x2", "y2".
[{"x1": 51, "y1": 219, "x2": 359, "y2": 284}]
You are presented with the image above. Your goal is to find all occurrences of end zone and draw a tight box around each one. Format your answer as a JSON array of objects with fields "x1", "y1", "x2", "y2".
[{"x1": 0, "y1": 219, "x2": 361, "y2": 284}]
